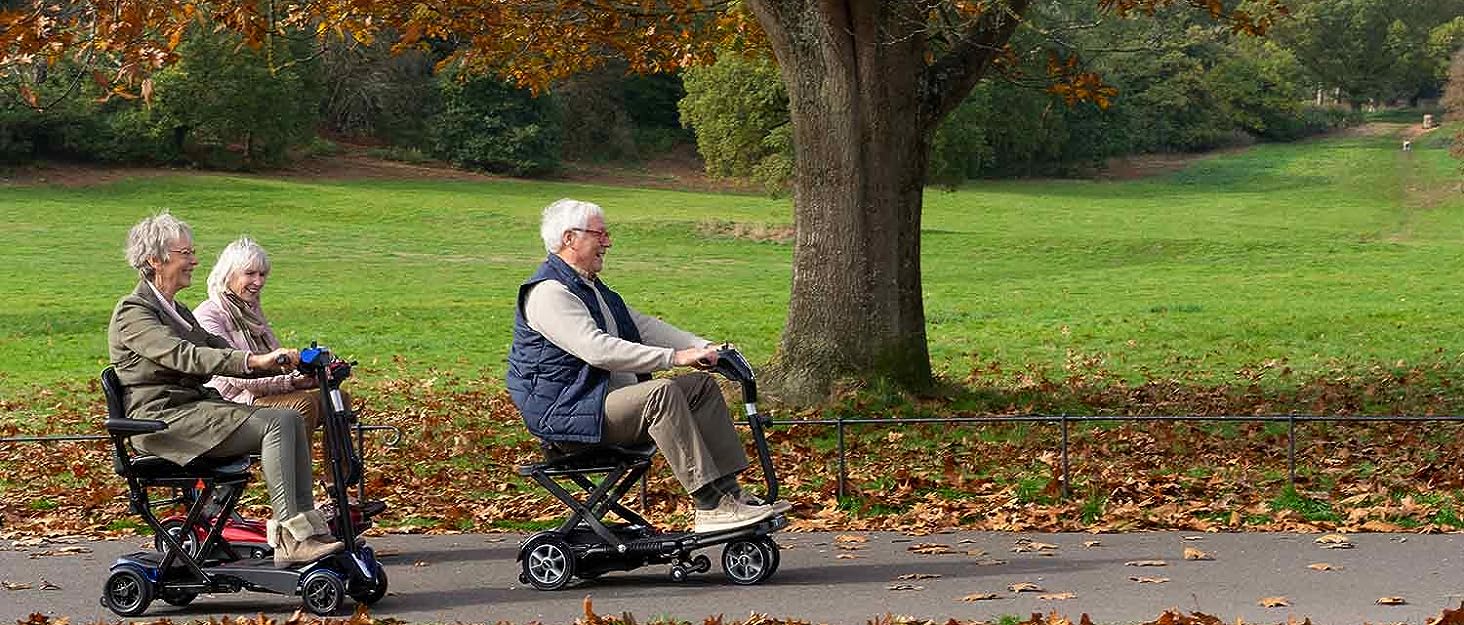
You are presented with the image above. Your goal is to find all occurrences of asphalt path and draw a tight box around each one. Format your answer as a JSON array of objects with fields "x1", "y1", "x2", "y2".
[{"x1": 3, "y1": 531, "x2": 1462, "y2": 624}]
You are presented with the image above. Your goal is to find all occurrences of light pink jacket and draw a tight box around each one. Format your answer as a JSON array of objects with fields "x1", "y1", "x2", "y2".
[{"x1": 194, "y1": 296, "x2": 294, "y2": 404}]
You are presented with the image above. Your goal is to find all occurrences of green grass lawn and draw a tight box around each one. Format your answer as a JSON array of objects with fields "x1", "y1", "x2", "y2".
[{"x1": 1, "y1": 122, "x2": 1462, "y2": 401}]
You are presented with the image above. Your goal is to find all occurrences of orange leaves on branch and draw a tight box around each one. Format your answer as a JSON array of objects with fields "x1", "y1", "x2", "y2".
[
  {"x1": 2, "y1": 1, "x2": 758, "y2": 101},
  {"x1": 1045, "y1": 53, "x2": 1118, "y2": 109}
]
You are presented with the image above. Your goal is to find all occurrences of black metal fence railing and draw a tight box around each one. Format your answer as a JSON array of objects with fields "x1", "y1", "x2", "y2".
[
  {"x1": 760, "y1": 414, "x2": 1464, "y2": 500},
  {"x1": 8, "y1": 414, "x2": 1458, "y2": 503}
]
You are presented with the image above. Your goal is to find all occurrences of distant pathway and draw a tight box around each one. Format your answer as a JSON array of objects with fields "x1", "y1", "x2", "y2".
[{"x1": 4, "y1": 531, "x2": 1463, "y2": 624}]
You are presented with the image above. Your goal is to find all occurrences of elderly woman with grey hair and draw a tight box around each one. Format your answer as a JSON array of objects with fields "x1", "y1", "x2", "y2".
[
  {"x1": 106, "y1": 212, "x2": 343, "y2": 568},
  {"x1": 195, "y1": 238, "x2": 317, "y2": 407},
  {"x1": 193, "y1": 237, "x2": 385, "y2": 520}
]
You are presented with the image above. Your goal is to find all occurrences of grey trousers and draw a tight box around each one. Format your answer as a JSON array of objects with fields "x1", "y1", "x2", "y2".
[
  {"x1": 204, "y1": 407, "x2": 312, "y2": 520},
  {"x1": 600, "y1": 372, "x2": 749, "y2": 493}
]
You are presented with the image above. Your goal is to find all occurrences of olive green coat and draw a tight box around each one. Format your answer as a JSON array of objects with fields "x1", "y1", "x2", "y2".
[{"x1": 107, "y1": 281, "x2": 263, "y2": 465}]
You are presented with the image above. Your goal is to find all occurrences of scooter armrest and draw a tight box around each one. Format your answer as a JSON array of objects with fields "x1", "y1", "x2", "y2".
[{"x1": 105, "y1": 418, "x2": 168, "y2": 436}]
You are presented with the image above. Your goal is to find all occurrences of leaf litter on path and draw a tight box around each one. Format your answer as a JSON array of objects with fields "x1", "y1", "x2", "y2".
[{"x1": 1182, "y1": 546, "x2": 1213, "y2": 560}]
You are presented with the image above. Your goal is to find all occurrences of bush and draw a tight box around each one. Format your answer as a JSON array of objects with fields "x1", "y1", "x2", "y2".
[
  {"x1": 146, "y1": 27, "x2": 321, "y2": 169},
  {"x1": 428, "y1": 67, "x2": 561, "y2": 176},
  {"x1": 318, "y1": 35, "x2": 440, "y2": 147},
  {"x1": 678, "y1": 51, "x2": 791, "y2": 189},
  {"x1": 552, "y1": 66, "x2": 691, "y2": 162}
]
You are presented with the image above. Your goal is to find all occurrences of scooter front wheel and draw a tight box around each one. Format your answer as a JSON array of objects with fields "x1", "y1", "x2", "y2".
[
  {"x1": 350, "y1": 560, "x2": 389, "y2": 605},
  {"x1": 158, "y1": 587, "x2": 198, "y2": 607},
  {"x1": 722, "y1": 539, "x2": 774, "y2": 585}
]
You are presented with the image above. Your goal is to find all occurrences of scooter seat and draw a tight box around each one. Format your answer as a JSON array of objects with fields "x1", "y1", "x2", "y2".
[
  {"x1": 518, "y1": 443, "x2": 658, "y2": 475},
  {"x1": 125, "y1": 454, "x2": 252, "y2": 480}
]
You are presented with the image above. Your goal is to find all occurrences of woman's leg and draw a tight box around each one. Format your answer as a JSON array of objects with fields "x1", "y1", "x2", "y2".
[{"x1": 206, "y1": 407, "x2": 312, "y2": 520}]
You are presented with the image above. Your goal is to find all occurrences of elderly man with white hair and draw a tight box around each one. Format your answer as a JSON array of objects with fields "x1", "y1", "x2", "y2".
[{"x1": 507, "y1": 198, "x2": 789, "y2": 533}]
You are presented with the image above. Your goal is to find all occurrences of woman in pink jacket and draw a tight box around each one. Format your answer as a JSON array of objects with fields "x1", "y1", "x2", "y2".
[{"x1": 195, "y1": 236, "x2": 384, "y2": 518}]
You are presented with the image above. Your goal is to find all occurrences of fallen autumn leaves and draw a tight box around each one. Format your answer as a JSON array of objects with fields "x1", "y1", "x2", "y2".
[
  {"x1": 8, "y1": 354, "x2": 1464, "y2": 540},
  {"x1": 12, "y1": 597, "x2": 1464, "y2": 625}
]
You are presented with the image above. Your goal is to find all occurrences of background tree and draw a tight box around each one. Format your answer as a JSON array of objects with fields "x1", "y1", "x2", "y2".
[
  {"x1": 0, "y1": 0, "x2": 1285, "y2": 403},
  {"x1": 1276, "y1": 0, "x2": 1464, "y2": 108}
]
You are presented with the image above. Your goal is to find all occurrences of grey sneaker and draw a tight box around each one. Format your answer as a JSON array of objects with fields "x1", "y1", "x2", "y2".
[
  {"x1": 694, "y1": 494, "x2": 777, "y2": 533},
  {"x1": 736, "y1": 491, "x2": 792, "y2": 514}
]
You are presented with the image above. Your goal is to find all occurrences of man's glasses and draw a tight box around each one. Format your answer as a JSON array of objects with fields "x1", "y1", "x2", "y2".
[
  {"x1": 169, "y1": 248, "x2": 197, "y2": 258},
  {"x1": 572, "y1": 228, "x2": 611, "y2": 241}
]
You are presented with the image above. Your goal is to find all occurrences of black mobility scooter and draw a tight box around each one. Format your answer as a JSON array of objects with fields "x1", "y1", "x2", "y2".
[
  {"x1": 515, "y1": 346, "x2": 786, "y2": 589},
  {"x1": 98, "y1": 344, "x2": 387, "y2": 616}
]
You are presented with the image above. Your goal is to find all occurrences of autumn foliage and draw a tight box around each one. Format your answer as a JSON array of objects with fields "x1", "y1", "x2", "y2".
[{"x1": 6, "y1": 351, "x2": 1464, "y2": 543}]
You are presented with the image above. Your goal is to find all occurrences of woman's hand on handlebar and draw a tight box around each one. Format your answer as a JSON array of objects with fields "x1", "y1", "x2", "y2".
[
  {"x1": 673, "y1": 345, "x2": 720, "y2": 369},
  {"x1": 248, "y1": 348, "x2": 299, "y2": 373}
]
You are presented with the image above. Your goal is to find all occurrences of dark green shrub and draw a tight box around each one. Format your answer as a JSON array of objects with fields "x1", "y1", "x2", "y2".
[
  {"x1": 147, "y1": 28, "x2": 321, "y2": 169},
  {"x1": 319, "y1": 36, "x2": 440, "y2": 147},
  {"x1": 428, "y1": 68, "x2": 561, "y2": 176},
  {"x1": 678, "y1": 51, "x2": 790, "y2": 188}
]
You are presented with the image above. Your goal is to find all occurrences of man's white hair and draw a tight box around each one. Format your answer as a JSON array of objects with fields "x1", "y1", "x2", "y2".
[
  {"x1": 539, "y1": 198, "x2": 604, "y2": 253},
  {"x1": 124, "y1": 210, "x2": 193, "y2": 280},
  {"x1": 206, "y1": 236, "x2": 271, "y2": 301}
]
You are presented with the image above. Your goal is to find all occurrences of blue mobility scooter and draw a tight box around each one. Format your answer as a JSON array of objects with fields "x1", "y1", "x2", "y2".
[
  {"x1": 99, "y1": 344, "x2": 387, "y2": 616},
  {"x1": 515, "y1": 346, "x2": 787, "y2": 588}
]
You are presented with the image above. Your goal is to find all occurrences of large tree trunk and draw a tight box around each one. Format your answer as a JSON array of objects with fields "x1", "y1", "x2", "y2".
[{"x1": 748, "y1": 1, "x2": 935, "y2": 403}]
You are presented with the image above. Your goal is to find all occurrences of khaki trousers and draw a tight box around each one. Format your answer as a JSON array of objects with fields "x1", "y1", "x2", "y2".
[
  {"x1": 599, "y1": 372, "x2": 748, "y2": 493},
  {"x1": 253, "y1": 389, "x2": 351, "y2": 479},
  {"x1": 206, "y1": 407, "x2": 312, "y2": 520}
]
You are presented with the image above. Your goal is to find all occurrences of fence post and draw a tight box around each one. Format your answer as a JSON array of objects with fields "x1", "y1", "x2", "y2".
[
  {"x1": 1288, "y1": 415, "x2": 1296, "y2": 490},
  {"x1": 836, "y1": 412, "x2": 847, "y2": 501},
  {"x1": 1060, "y1": 414, "x2": 1070, "y2": 499}
]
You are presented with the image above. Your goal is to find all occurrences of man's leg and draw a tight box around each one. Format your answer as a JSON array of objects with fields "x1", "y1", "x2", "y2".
[
  {"x1": 670, "y1": 373, "x2": 749, "y2": 481},
  {"x1": 603, "y1": 377, "x2": 775, "y2": 532},
  {"x1": 603, "y1": 378, "x2": 725, "y2": 496}
]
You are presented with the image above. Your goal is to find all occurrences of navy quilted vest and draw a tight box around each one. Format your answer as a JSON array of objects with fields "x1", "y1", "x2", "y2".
[{"x1": 506, "y1": 255, "x2": 648, "y2": 443}]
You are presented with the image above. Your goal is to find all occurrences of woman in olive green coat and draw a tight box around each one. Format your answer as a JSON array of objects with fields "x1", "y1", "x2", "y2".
[{"x1": 107, "y1": 211, "x2": 341, "y2": 568}]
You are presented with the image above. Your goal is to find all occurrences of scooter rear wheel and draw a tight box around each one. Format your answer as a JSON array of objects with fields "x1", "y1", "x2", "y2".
[
  {"x1": 721, "y1": 539, "x2": 774, "y2": 585},
  {"x1": 154, "y1": 519, "x2": 199, "y2": 557},
  {"x1": 521, "y1": 535, "x2": 576, "y2": 590},
  {"x1": 101, "y1": 568, "x2": 153, "y2": 617}
]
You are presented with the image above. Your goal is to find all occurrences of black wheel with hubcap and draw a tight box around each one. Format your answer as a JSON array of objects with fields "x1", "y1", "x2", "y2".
[
  {"x1": 301, "y1": 569, "x2": 346, "y2": 616},
  {"x1": 153, "y1": 519, "x2": 198, "y2": 557},
  {"x1": 521, "y1": 535, "x2": 576, "y2": 590},
  {"x1": 101, "y1": 568, "x2": 153, "y2": 617},
  {"x1": 721, "y1": 539, "x2": 774, "y2": 585}
]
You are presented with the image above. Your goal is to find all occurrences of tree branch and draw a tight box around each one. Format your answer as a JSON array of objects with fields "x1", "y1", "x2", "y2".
[{"x1": 921, "y1": 0, "x2": 1029, "y2": 132}]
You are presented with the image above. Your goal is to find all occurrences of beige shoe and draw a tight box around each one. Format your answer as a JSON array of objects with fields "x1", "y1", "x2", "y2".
[
  {"x1": 303, "y1": 509, "x2": 336, "y2": 538},
  {"x1": 694, "y1": 494, "x2": 776, "y2": 534},
  {"x1": 274, "y1": 513, "x2": 344, "y2": 568},
  {"x1": 737, "y1": 491, "x2": 792, "y2": 514}
]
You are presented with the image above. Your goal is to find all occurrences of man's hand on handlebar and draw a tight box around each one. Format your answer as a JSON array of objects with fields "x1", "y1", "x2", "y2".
[
  {"x1": 673, "y1": 344, "x2": 721, "y2": 369},
  {"x1": 247, "y1": 348, "x2": 300, "y2": 373}
]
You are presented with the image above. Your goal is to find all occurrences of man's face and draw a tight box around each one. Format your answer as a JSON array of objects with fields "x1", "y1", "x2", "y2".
[{"x1": 563, "y1": 214, "x2": 612, "y2": 276}]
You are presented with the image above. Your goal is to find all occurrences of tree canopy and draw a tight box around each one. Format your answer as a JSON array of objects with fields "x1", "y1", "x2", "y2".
[{"x1": 3, "y1": 0, "x2": 1295, "y2": 402}]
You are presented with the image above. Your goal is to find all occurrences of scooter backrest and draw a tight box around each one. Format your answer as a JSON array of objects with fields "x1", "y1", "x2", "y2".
[{"x1": 100, "y1": 367, "x2": 127, "y2": 420}]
